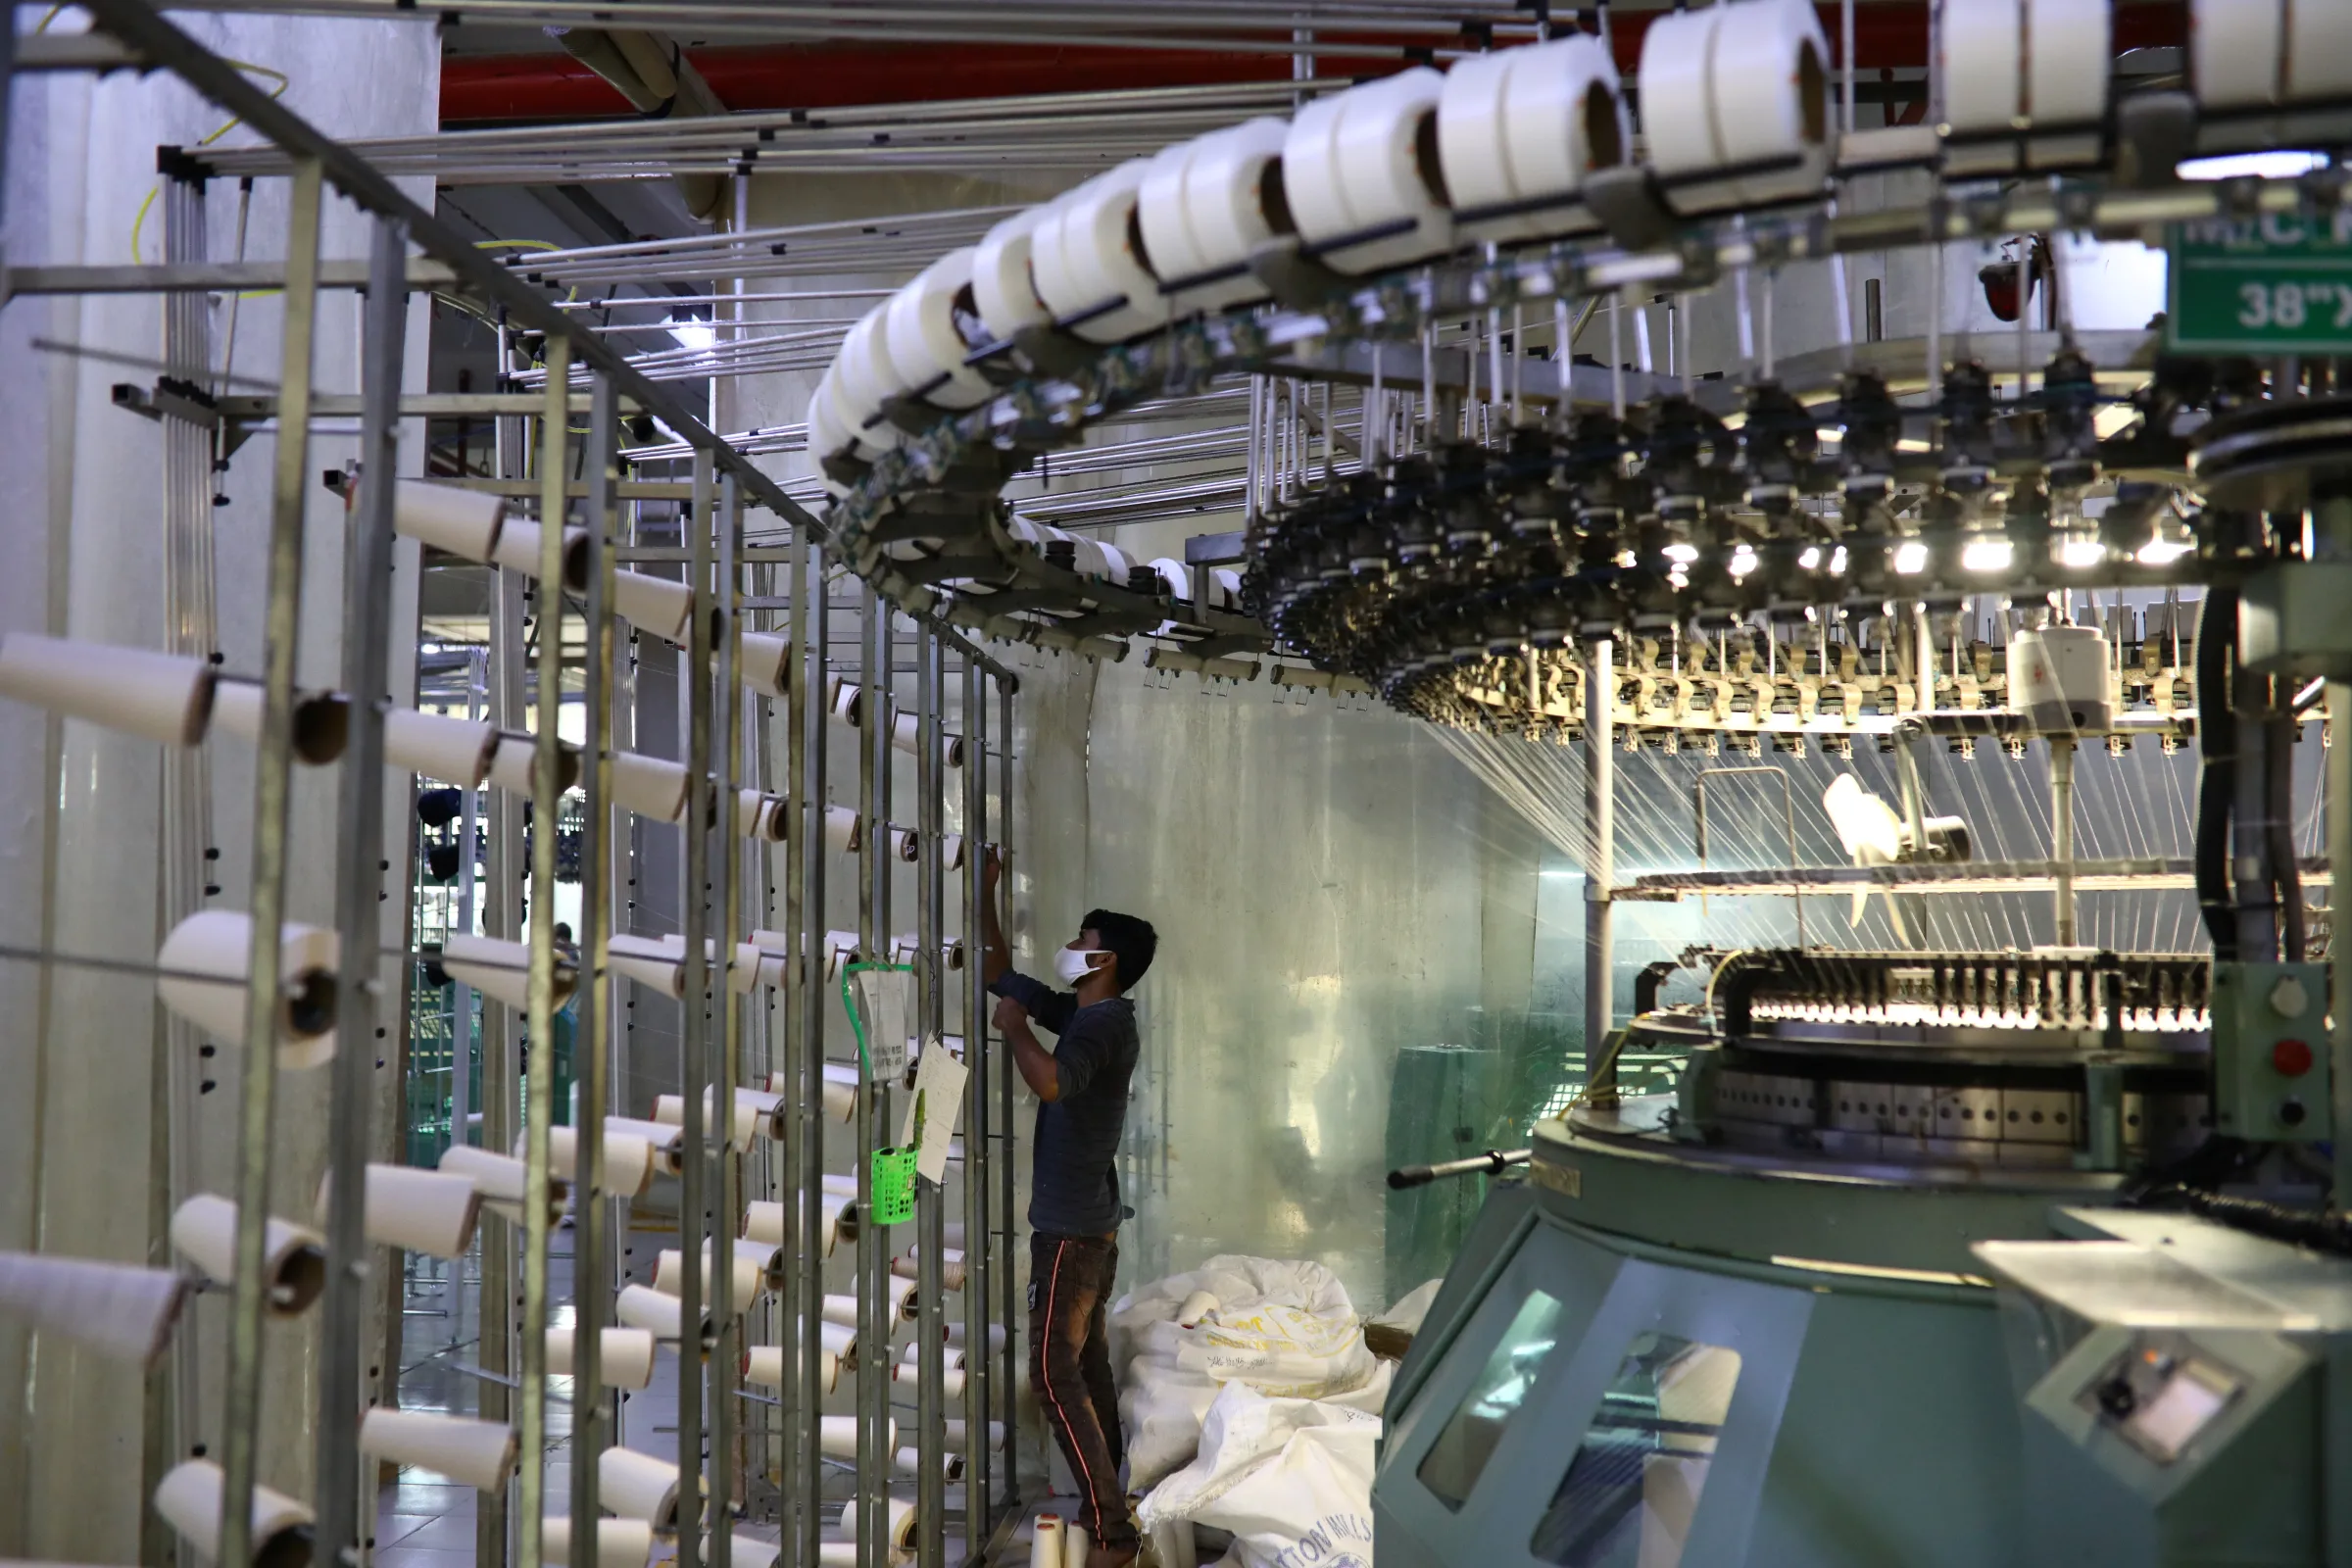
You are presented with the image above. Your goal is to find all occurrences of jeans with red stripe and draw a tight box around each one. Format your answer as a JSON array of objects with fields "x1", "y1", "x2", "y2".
[{"x1": 1028, "y1": 1232, "x2": 1133, "y2": 1547}]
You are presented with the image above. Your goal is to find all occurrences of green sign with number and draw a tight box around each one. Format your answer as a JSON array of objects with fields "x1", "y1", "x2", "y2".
[{"x1": 2168, "y1": 212, "x2": 2352, "y2": 353}]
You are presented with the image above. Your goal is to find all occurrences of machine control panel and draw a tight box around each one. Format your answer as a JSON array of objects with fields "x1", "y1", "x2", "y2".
[
  {"x1": 2077, "y1": 1332, "x2": 2246, "y2": 1466},
  {"x1": 2210, "y1": 960, "x2": 2331, "y2": 1142}
]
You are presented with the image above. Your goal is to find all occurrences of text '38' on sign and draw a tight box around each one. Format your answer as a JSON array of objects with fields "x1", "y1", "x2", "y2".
[{"x1": 2168, "y1": 212, "x2": 2352, "y2": 355}]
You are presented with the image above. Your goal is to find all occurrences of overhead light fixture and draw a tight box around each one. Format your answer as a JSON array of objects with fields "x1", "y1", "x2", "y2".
[
  {"x1": 1893, "y1": 541, "x2": 1930, "y2": 574},
  {"x1": 2137, "y1": 537, "x2": 2193, "y2": 564},
  {"x1": 1664, "y1": 542, "x2": 1701, "y2": 564},
  {"x1": 2179, "y1": 150, "x2": 2326, "y2": 181},
  {"x1": 1798, "y1": 546, "x2": 1823, "y2": 569},
  {"x1": 1961, "y1": 538, "x2": 2014, "y2": 572},
  {"x1": 1730, "y1": 546, "x2": 1759, "y2": 578},
  {"x1": 1829, "y1": 545, "x2": 1849, "y2": 576},
  {"x1": 2057, "y1": 536, "x2": 2107, "y2": 567}
]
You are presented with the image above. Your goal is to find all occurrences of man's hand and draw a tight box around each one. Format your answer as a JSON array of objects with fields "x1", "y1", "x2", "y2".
[
  {"x1": 981, "y1": 845, "x2": 1004, "y2": 894},
  {"x1": 992, "y1": 993, "x2": 1029, "y2": 1034}
]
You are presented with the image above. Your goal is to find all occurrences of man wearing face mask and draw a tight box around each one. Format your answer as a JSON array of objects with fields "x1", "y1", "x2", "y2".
[{"x1": 980, "y1": 852, "x2": 1156, "y2": 1568}]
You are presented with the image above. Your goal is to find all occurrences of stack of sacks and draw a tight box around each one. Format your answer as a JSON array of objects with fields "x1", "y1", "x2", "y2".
[{"x1": 1107, "y1": 1254, "x2": 1389, "y2": 1494}]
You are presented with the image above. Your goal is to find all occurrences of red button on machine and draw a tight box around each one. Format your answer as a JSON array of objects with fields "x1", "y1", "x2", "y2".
[{"x1": 2274, "y1": 1038, "x2": 2314, "y2": 1077}]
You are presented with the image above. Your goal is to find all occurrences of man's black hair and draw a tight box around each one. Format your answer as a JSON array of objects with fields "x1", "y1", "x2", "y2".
[{"x1": 1082, "y1": 908, "x2": 1157, "y2": 992}]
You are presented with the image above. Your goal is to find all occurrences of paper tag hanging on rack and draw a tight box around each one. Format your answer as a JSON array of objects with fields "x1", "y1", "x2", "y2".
[
  {"x1": 899, "y1": 1041, "x2": 970, "y2": 1186},
  {"x1": 854, "y1": 966, "x2": 915, "y2": 1079}
]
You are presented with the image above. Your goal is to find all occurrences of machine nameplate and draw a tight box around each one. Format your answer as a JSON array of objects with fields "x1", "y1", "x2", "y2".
[
  {"x1": 2169, "y1": 214, "x2": 2352, "y2": 353},
  {"x1": 1531, "y1": 1160, "x2": 1582, "y2": 1199}
]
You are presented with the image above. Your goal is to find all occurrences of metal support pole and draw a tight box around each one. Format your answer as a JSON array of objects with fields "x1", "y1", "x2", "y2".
[
  {"x1": 795, "y1": 541, "x2": 829, "y2": 1568},
  {"x1": 516, "y1": 330, "x2": 573, "y2": 1568},
  {"x1": 2051, "y1": 738, "x2": 2078, "y2": 946},
  {"x1": 568, "y1": 372, "x2": 623, "y2": 1561},
  {"x1": 216, "y1": 156, "x2": 322, "y2": 1568},
  {"x1": 315, "y1": 212, "x2": 408, "y2": 1567},
  {"x1": 1583, "y1": 636, "x2": 1614, "y2": 1100},
  {"x1": 681, "y1": 451, "x2": 716, "y2": 1568},
  {"x1": 857, "y1": 586, "x2": 892, "y2": 1568},
  {"x1": 995, "y1": 677, "x2": 1018, "y2": 1509},
  {"x1": 711, "y1": 475, "x2": 743, "y2": 1565},
  {"x1": 961, "y1": 656, "x2": 990, "y2": 1551},
  {"x1": 915, "y1": 628, "x2": 945, "y2": 1566}
]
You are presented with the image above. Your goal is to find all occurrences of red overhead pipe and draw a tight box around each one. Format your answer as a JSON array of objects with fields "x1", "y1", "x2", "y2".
[{"x1": 440, "y1": 4, "x2": 2188, "y2": 127}]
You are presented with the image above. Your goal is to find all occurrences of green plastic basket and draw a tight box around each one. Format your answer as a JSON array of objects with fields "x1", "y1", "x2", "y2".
[{"x1": 869, "y1": 1146, "x2": 917, "y2": 1227}]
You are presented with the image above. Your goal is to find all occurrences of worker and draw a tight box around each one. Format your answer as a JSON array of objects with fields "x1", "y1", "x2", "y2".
[{"x1": 980, "y1": 852, "x2": 1156, "y2": 1568}]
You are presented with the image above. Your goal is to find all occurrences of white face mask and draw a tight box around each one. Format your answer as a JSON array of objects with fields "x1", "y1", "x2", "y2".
[{"x1": 1054, "y1": 945, "x2": 1110, "y2": 986}]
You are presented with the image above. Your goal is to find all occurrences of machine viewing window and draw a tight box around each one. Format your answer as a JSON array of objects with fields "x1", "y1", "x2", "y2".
[
  {"x1": 1414, "y1": 1290, "x2": 1564, "y2": 1508},
  {"x1": 1528, "y1": 1333, "x2": 1743, "y2": 1567}
]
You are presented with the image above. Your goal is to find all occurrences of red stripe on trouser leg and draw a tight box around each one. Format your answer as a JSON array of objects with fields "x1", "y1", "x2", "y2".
[{"x1": 1030, "y1": 1234, "x2": 1134, "y2": 1546}]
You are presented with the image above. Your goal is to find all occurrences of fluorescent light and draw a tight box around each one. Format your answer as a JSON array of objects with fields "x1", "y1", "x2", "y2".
[
  {"x1": 1893, "y1": 541, "x2": 1929, "y2": 574},
  {"x1": 1829, "y1": 545, "x2": 1848, "y2": 576},
  {"x1": 1961, "y1": 538, "x2": 2014, "y2": 572},
  {"x1": 2138, "y1": 537, "x2": 2193, "y2": 564},
  {"x1": 1798, "y1": 546, "x2": 1822, "y2": 569},
  {"x1": 1664, "y1": 542, "x2": 1701, "y2": 564},
  {"x1": 1730, "y1": 546, "x2": 1759, "y2": 578},
  {"x1": 2179, "y1": 151, "x2": 2326, "y2": 181},
  {"x1": 2058, "y1": 537, "x2": 2107, "y2": 567}
]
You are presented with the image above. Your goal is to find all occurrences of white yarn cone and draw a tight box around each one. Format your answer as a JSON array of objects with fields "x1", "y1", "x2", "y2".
[
  {"x1": 819, "y1": 1414, "x2": 897, "y2": 1459},
  {"x1": 546, "y1": 1326, "x2": 657, "y2": 1390},
  {"x1": 652, "y1": 1247, "x2": 764, "y2": 1313},
  {"x1": 156, "y1": 909, "x2": 339, "y2": 1069},
  {"x1": 1175, "y1": 1291, "x2": 1221, "y2": 1328},
  {"x1": 169, "y1": 1195, "x2": 324, "y2": 1316},
  {"x1": 318, "y1": 1163, "x2": 480, "y2": 1259},
  {"x1": 603, "y1": 1114, "x2": 686, "y2": 1169},
  {"x1": 737, "y1": 788, "x2": 778, "y2": 841},
  {"x1": 611, "y1": 750, "x2": 690, "y2": 822},
  {"x1": 702, "y1": 1532, "x2": 782, "y2": 1568},
  {"x1": 740, "y1": 631, "x2": 790, "y2": 700},
  {"x1": 394, "y1": 478, "x2": 505, "y2": 561},
  {"x1": 890, "y1": 1360, "x2": 964, "y2": 1398},
  {"x1": 600, "y1": 1445, "x2": 698, "y2": 1529},
  {"x1": 939, "y1": 833, "x2": 966, "y2": 870},
  {"x1": 1150, "y1": 1519, "x2": 1198, "y2": 1568},
  {"x1": 0, "y1": 1250, "x2": 187, "y2": 1366},
  {"x1": 1063, "y1": 1522, "x2": 1091, "y2": 1568},
  {"x1": 484, "y1": 730, "x2": 578, "y2": 797},
  {"x1": 942, "y1": 1317, "x2": 999, "y2": 1352},
  {"x1": 383, "y1": 706, "x2": 501, "y2": 786},
  {"x1": 889, "y1": 826, "x2": 918, "y2": 862},
  {"x1": 612, "y1": 569, "x2": 695, "y2": 642},
  {"x1": 208, "y1": 680, "x2": 351, "y2": 766},
  {"x1": 543, "y1": 1516, "x2": 654, "y2": 1568},
  {"x1": 608, "y1": 933, "x2": 685, "y2": 997},
  {"x1": 487, "y1": 517, "x2": 588, "y2": 585},
  {"x1": 0, "y1": 633, "x2": 215, "y2": 748},
  {"x1": 943, "y1": 1419, "x2": 1006, "y2": 1452},
  {"x1": 743, "y1": 1200, "x2": 787, "y2": 1249},
  {"x1": 823, "y1": 930, "x2": 860, "y2": 977},
  {"x1": 890, "y1": 1253, "x2": 965, "y2": 1293},
  {"x1": 440, "y1": 933, "x2": 578, "y2": 1013},
  {"x1": 152, "y1": 1458, "x2": 313, "y2": 1565},
  {"x1": 614, "y1": 1282, "x2": 712, "y2": 1346},
  {"x1": 745, "y1": 1345, "x2": 786, "y2": 1387},
  {"x1": 534, "y1": 1125, "x2": 655, "y2": 1197},
  {"x1": 893, "y1": 1446, "x2": 964, "y2": 1483},
  {"x1": 1029, "y1": 1515, "x2": 1064, "y2": 1568},
  {"x1": 357, "y1": 1407, "x2": 516, "y2": 1491},
  {"x1": 821, "y1": 1171, "x2": 859, "y2": 1199},
  {"x1": 817, "y1": 1544, "x2": 857, "y2": 1568},
  {"x1": 437, "y1": 1145, "x2": 567, "y2": 1217},
  {"x1": 840, "y1": 1496, "x2": 917, "y2": 1551},
  {"x1": 830, "y1": 680, "x2": 866, "y2": 725},
  {"x1": 822, "y1": 805, "x2": 861, "y2": 855}
]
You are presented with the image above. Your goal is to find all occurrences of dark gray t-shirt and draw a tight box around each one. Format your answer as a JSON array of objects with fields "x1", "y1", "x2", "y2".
[{"x1": 990, "y1": 970, "x2": 1138, "y2": 1237}]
